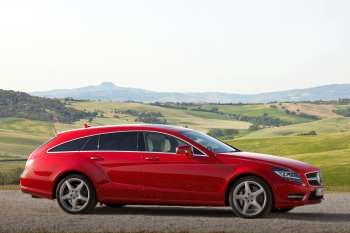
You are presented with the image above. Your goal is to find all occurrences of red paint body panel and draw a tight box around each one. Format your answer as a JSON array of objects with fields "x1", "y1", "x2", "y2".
[{"x1": 20, "y1": 125, "x2": 322, "y2": 208}]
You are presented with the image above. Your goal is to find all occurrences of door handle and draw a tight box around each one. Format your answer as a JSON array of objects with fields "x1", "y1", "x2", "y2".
[
  {"x1": 90, "y1": 156, "x2": 104, "y2": 161},
  {"x1": 144, "y1": 156, "x2": 160, "y2": 161}
]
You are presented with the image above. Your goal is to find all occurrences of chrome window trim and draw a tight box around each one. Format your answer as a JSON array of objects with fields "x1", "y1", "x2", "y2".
[{"x1": 47, "y1": 130, "x2": 208, "y2": 157}]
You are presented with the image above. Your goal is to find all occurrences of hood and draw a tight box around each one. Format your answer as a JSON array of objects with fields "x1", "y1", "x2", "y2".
[{"x1": 217, "y1": 151, "x2": 318, "y2": 172}]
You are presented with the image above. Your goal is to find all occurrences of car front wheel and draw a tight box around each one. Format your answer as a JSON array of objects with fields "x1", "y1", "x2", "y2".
[
  {"x1": 56, "y1": 174, "x2": 97, "y2": 214},
  {"x1": 229, "y1": 176, "x2": 273, "y2": 218}
]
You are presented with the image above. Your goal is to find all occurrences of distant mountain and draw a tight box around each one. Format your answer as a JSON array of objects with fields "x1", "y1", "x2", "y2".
[{"x1": 31, "y1": 82, "x2": 350, "y2": 103}]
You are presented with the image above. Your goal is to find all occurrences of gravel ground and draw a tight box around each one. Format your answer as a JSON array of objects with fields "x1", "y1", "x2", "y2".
[{"x1": 0, "y1": 191, "x2": 349, "y2": 233}]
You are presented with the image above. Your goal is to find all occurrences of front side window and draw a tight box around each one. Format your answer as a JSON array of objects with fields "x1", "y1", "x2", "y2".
[
  {"x1": 99, "y1": 132, "x2": 138, "y2": 151},
  {"x1": 181, "y1": 130, "x2": 238, "y2": 153},
  {"x1": 143, "y1": 132, "x2": 187, "y2": 153}
]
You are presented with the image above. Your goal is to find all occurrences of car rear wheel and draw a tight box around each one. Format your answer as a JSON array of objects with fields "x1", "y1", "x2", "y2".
[
  {"x1": 229, "y1": 176, "x2": 273, "y2": 219},
  {"x1": 56, "y1": 174, "x2": 97, "y2": 214}
]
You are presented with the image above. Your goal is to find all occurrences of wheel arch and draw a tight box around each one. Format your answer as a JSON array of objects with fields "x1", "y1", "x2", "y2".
[
  {"x1": 224, "y1": 173, "x2": 275, "y2": 207},
  {"x1": 52, "y1": 170, "x2": 96, "y2": 199}
]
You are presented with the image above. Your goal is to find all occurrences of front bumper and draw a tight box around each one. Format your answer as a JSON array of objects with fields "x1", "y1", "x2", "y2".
[{"x1": 274, "y1": 182, "x2": 323, "y2": 208}]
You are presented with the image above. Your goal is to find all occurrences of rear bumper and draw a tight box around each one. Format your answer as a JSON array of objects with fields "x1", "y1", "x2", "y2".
[
  {"x1": 20, "y1": 177, "x2": 53, "y2": 199},
  {"x1": 274, "y1": 182, "x2": 323, "y2": 208}
]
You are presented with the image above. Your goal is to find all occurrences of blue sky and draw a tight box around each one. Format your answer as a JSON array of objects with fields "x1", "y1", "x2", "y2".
[{"x1": 0, "y1": 0, "x2": 349, "y2": 94}]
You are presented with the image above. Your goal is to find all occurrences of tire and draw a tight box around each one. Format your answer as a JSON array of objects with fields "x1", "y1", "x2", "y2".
[
  {"x1": 105, "y1": 204, "x2": 125, "y2": 208},
  {"x1": 56, "y1": 174, "x2": 97, "y2": 214},
  {"x1": 272, "y1": 207, "x2": 294, "y2": 213},
  {"x1": 229, "y1": 176, "x2": 273, "y2": 219}
]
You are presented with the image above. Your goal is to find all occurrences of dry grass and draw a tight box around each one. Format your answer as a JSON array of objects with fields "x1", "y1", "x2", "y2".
[
  {"x1": 276, "y1": 103, "x2": 338, "y2": 118},
  {"x1": 0, "y1": 185, "x2": 20, "y2": 190}
]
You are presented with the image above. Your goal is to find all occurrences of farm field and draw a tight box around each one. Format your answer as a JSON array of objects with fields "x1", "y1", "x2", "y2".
[
  {"x1": 69, "y1": 101, "x2": 253, "y2": 132},
  {"x1": 203, "y1": 103, "x2": 316, "y2": 123},
  {"x1": 244, "y1": 117, "x2": 350, "y2": 138},
  {"x1": 230, "y1": 132, "x2": 350, "y2": 191},
  {"x1": 0, "y1": 101, "x2": 349, "y2": 191}
]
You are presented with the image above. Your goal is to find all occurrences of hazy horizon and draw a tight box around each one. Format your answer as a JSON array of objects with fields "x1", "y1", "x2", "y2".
[
  {"x1": 25, "y1": 81, "x2": 349, "y2": 95},
  {"x1": 1, "y1": 0, "x2": 349, "y2": 94}
]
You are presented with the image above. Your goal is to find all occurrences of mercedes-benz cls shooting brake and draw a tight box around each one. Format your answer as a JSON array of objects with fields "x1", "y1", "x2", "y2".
[{"x1": 20, "y1": 124, "x2": 323, "y2": 218}]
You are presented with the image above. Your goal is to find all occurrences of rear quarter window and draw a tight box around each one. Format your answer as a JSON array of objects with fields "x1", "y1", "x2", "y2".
[{"x1": 49, "y1": 137, "x2": 89, "y2": 152}]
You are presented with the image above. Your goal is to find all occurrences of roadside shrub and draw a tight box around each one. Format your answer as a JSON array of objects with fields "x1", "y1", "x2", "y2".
[
  {"x1": 297, "y1": 131, "x2": 318, "y2": 136},
  {"x1": 0, "y1": 168, "x2": 23, "y2": 185},
  {"x1": 114, "y1": 109, "x2": 168, "y2": 124},
  {"x1": 208, "y1": 128, "x2": 238, "y2": 139},
  {"x1": 335, "y1": 107, "x2": 350, "y2": 117}
]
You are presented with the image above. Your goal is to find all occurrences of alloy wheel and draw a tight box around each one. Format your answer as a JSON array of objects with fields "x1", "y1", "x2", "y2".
[
  {"x1": 229, "y1": 176, "x2": 272, "y2": 218},
  {"x1": 59, "y1": 178, "x2": 90, "y2": 212}
]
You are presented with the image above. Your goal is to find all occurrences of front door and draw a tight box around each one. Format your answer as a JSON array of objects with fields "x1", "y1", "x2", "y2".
[{"x1": 139, "y1": 132, "x2": 226, "y2": 205}]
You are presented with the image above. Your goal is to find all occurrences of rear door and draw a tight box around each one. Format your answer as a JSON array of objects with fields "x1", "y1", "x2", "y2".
[{"x1": 88, "y1": 132, "x2": 145, "y2": 202}]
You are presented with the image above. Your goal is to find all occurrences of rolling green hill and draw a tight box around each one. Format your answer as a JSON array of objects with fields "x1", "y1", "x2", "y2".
[
  {"x1": 0, "y1": 118, "x2": 55, "y2": 159},
  {"x1": 69, "y1": 101, "x2": 252, "y2": 132},
  {"x1": 229, "y1": 132, "x2": 350, "y2": 190},
  {"x1": 0, "y1": 99, "x2": 349, "y2": 191},
  {"x1": 0, "y1": 89, "x2": 96, "y2": 123},
  {"x1": 242, "y1": 117, "x2": 350, "y2": 138}
]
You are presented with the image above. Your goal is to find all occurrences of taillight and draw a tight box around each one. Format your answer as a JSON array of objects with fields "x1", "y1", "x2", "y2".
[
  {"x1": 25, "y1": 159, "x2": 34, "y2": 168},
  {"x1": 21, "y1": 158, "x2": 34, "y2": 178}
]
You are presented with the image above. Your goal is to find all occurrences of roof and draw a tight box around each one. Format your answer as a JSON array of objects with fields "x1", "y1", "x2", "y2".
[{"x1": 58, "y1": 124, "x2": 189, "y2": 137}]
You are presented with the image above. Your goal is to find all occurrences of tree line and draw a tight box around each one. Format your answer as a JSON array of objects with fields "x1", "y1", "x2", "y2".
[{"x1": 0, "y1": 89, "x2": 96, "y2": 123}]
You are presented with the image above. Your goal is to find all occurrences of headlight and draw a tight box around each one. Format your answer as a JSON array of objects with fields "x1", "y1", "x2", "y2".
[{"x1": 273, "y1": 168, "x2": 303, "y2": 184}]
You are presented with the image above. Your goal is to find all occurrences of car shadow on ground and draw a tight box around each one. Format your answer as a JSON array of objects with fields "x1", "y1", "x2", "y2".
[
  {"x1": 93, "y1": 206, "x2": 350, "y2": 222},
  {"x1": 94, "y1": 206, "x2": 236, "y2": 218}
]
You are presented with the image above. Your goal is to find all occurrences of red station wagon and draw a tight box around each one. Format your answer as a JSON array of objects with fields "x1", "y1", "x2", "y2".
[{"x1": 20, "y1": 124, "x2": 323, "y2": 218}]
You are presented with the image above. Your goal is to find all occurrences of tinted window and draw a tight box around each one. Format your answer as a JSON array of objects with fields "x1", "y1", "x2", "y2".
[
  {"x1": 99, "y1": 132, "x2": 138, "y2": 151},
  {"x1": 181, "y1": 130, "x2": 237, "y2": 153},
  {"x1": 193, "y1": 147, "x2": 204, "y2": 155},
  {"x1": 49, "y1": 137, "x2": 89, "y2": 152},
  {"x1": 81, "y1": 135, "x2": 99, "y2": 151},
  {"x1": 143, "y1": 132, "x2": 187, "y2": 153}
]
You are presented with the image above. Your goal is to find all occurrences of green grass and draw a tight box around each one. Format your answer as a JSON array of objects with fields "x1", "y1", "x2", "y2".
[
  {"x1": 243, "y1": 117, "x2": 350, "y2": 138},
  {"x1": 229, "y1": 132, "x2": 350, "y2": 155},
  {"x1": 0, "y1": 101, "x2": 350, "y2": 191},
  {"x1": 0, "y1": 161, "x2": 24, "y2": 185},
  {"x1": 70, "y1": 101, "x2": 251, "y2": 132},
  {"x1": 228, "y1": 133, "x2": 350, "y2": 191},
  {"x1": 0, "y1": 118, "x2": 55, "y2": 158},
  {"x1": 335, "y1": 104, "x2": 350, "y2": 111},
  {"x1": 206, "y1": 104, "x2": 313, "y2": 124},
  {"x1": 0, "y1": 118, "x2": 56, "y2": 136}
]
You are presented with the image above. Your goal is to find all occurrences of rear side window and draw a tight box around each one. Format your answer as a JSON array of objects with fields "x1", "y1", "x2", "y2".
[
  {"x1": 49, "y1": 137, "x2": 89, "y2": 152},
  {"x1": 99, "y1": 132, "x2": 138, "y2": 151},
  {"x1": 81, "y1": 135, "x2": 99, "y2": 151}
]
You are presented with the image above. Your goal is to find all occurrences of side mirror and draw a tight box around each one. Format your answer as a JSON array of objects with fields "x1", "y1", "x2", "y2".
[{"x1": 176, "y1": 145, "x2": 193, "y2": 158}]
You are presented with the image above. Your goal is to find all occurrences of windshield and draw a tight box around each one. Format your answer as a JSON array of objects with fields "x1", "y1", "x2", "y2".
[{"x1": 181, "y1": 130, "x2": 238, "y2": 153}]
